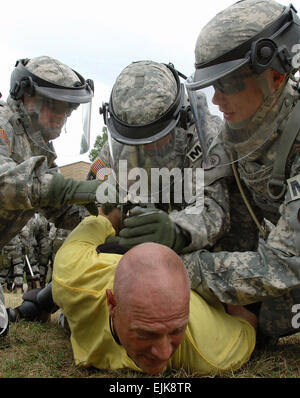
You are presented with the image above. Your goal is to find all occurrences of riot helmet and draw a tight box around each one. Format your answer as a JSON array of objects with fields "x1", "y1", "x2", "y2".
[
  {"x1": 10, "y1": 56, "x2": 94, "y2": 156},
  {"x1": 100, "y1": 60, "x2": 192, "y2": 203},
  {"x1": 186, "y1": 0, "x2": 300, "y2": 167}
]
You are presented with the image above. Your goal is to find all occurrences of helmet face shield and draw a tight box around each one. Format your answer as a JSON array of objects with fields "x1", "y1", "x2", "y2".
[
  {"x1": 99, "y1": 60, "x2": 193, "y2": 204},
  {"x1": 186, "y1": 65, "x2": 284, "y2": 167},
  {"x1": 10, "y1": 57, "x2": 94, "y2": 157},
  {"x1": 212, "y1": 66, "x2": 255, "y2": 96},
  {"x1": 42, "y1": 97, "x2": 79, "y2": 116},
  {"x1": 55, "y1": 100, "x2": 92, "y2": 156},
  {"x1": 186, "y1": 2, "x2": 300, "y2": 167},
  {"x1": 107, "y1": 130, "x2": 181, "y2": 203},
  {"x1": 23, "y1": 93, "x2": 92, "y2": 156}
]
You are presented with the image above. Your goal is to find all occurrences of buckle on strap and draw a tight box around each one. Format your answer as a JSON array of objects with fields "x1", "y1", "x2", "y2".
[{"x1": 267, "y1": 178, "x2": 287, "y2": 200}]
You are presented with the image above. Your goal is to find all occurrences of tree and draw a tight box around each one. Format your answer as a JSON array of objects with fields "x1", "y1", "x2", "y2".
[{"x1": 89, "y1": 126, "x2": 108, "y2": 162}]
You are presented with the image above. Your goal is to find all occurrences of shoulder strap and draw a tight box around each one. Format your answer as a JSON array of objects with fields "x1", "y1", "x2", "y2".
[
  {"x1": 8, "y1": 112, "x2": 26, "y2": 135},
  {"x1": 267, "y1": 100, "x2": 300, "y2": 200}
]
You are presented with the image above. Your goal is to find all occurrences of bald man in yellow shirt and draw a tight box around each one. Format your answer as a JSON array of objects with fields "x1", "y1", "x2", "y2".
[{"x1": 52, "y1": 209, "x2": 256, "y2": 376}]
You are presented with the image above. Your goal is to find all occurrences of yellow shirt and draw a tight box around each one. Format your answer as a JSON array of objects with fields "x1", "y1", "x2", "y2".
[{"x1": 52, "y1": 216, "x2": 256, "y2": 375}]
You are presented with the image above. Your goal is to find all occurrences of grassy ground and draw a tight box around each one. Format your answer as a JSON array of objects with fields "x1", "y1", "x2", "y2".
[{"x1": 1, "y1": 292, "x2": 299, "y2": 379}]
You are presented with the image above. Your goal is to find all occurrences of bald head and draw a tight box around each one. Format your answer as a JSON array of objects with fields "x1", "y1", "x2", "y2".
[
  {"x1": 106, "y1": 242, "x2": 190, "y2": 375},
  {"x1": 113, "y1": 242, "x2": 190, "y2": 308}
]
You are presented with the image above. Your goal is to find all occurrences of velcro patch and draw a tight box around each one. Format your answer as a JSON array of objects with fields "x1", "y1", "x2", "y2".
[
  {"x1": 134, "y1": 73, "x2": 145, "y2": 88},
  {"x1": 187, "y1": 143, "x2": 202, "y2": 162},
  {"x1": 287, "y1": 174, "x2": 300, "y2": 201}
]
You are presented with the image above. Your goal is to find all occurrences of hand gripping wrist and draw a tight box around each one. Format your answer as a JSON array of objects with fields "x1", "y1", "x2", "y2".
[{"x1": 118, "y1": 207, "x2": 190, "y2": 253}]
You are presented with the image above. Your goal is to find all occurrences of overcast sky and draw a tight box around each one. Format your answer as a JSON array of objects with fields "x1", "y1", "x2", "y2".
[{"x1": 1, "y1": 0, "x2": 293, "y2": 165}]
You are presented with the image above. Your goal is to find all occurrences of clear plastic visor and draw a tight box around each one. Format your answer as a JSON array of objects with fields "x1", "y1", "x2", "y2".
[
  {"x1": 186, "y1": 65, "x2": 280, "y2": 168},
  {"x1": 108, "y1": 130, "x2": 182, "y2": 203},
  {"x1": 23, "y1": 94, "x2": 92, "y2": 157}
]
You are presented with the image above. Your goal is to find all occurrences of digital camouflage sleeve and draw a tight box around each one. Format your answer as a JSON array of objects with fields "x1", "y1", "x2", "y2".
[
  {"x1": 96, "y1": 118, "x2": 232, "y2": 253},
  {"x1": 0, "y1": 100, "x2": 91, "y2": 249},
  {"x1": 184, "y1": 153, "x2": 300, "y2": 305}
]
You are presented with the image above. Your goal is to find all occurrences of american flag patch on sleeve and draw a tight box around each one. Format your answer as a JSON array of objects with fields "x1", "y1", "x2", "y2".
[
  {"x1": 0, "y1": 129, "x2": 8, "y2": 144},
  {"x1": 90, "y1": 157, "x2": 111, "y2": 181}
]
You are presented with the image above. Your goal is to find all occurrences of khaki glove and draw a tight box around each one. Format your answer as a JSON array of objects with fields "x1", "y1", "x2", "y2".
[
  {"x1": 112, "y1": 206, "x2": 190, "y2": 253},
  {"x1": 40, "y1": 173, "x2": 100, "y2": 208}
]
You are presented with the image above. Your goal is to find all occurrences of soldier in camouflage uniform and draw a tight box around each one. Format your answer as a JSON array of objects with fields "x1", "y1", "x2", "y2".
[
  {"x1": 20, "y1": 213, "x2": 52, "y2": 289},
  {"x1": 7, "y1": 60, "x2": 234, "y2": 325},
  {"x1": 0, "y1": 234, "x2": 24, "y2": 293},
  {"x1": 0, "y1": 56, "x2": 101, "y2": 253},
  {"x1": 185, "y1": 0, "x2": 300, "y2": 340},
  {"x1": 0, "y1": 55, "x2": 103, "y2": 337},
  {"x1": 35, "y1": 213, "x2": 52, "y2": 287},
  {"x1": 51, "y1": 228, "x2": 70, "y2": 260},
  {"x1": 0, "y1": 243, "x2": 14, "y2": 291},
  {"x1": 48, "y1": 224, "x2": 70, "y2": 283},
  {"x1": 92, "y1": 60, "x2": 231, "y2": 254}
]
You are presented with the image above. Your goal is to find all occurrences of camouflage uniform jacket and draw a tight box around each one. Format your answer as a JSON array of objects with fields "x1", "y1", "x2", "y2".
[
  {"x1": 97, "y1": 94, "x2": 232, "y2": 253},
  {"x1": 50, "y1": 226, "x2": 71, "y2": 261},
  {"x1": 0, "y1": 97, "x2": 89, "y2": 250},
  {"x1": 184, "y1": 85, "x2": 300, "y2": 305},
  {"x1": 0, "y1": 234, "x2": 24, "y2": 286},
  {"x1": 20, "y1": 213, "x2": 52, "y2": 267}
]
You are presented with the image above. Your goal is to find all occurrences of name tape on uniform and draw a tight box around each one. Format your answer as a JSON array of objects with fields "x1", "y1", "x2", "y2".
[
  {"x1": 287, "y1": 174, "x2": 300, "y2": 201},
  {"x1": 187, "y1": 143, "x2": 202, "y2": 162}
]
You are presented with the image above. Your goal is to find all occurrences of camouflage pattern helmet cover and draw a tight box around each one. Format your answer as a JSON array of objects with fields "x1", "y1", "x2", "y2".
[
  {"x1": 195, "y1": 0, "x2": 284, "y2": 65},
  {"x1": 112, "y1": 60, "x2": 177, "y2": 125},
  {"x1": 10, "y1": 56, "x2": 94, "y2": 103},
  {"x1": 26, "y1": 56, "x2": 80, "y2": 87},
  {"x1": 190, "y1": 0, "x2": 300, "y2": 89},
  {"x1": 107, "y1": 60, "x2": 185, "y2": 145}
]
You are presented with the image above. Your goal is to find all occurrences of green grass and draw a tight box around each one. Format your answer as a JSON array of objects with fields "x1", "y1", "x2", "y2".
[{"x1": 1, "y1": 293, "x2": 299, "y2": 378}]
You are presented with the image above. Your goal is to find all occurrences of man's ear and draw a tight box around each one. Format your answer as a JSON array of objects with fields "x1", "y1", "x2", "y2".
[
  {"x1": 272, "y1": 70, "x2": 287, "y2": 89},
  {"x1": 106, "y1": 289, "x2": 117, "y2": 317}
]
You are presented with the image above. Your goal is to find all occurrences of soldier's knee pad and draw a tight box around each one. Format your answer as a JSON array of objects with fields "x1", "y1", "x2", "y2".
[
  {"x1": 14, "y1": 300, "x2": 40, "y2": 321},
  {"x1": 11, "y1": 283, "x2": 58, "y2": 322}
]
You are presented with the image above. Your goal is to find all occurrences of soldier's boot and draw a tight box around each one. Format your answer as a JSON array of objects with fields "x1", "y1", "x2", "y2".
[
  {"x1": 257, "y1": 287, "x2": 300, "y2": 347},
  {"x1": 7, "y1": 282, "x2": 58, "y2": 323}
]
